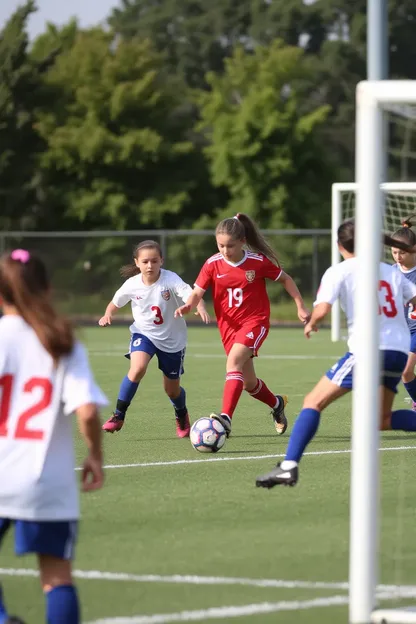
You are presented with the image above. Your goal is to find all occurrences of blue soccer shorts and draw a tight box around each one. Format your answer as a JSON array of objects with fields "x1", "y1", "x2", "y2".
[
  {"x1": 0, "y1": 519, "x2": 78, "y2": 560},
  {"x1": 125, "y1": 333, "x2": 185, "y2": 380},
  {"x1": 326, "y1": 350, "x2": 407, "y2": 393},
  {"x1": 410, "y1": 332, "x2": 416, "y2": 354}
]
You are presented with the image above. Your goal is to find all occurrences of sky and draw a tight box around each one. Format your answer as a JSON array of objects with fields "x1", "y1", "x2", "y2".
[{"x1": 0, "y1": 0, "x2": 120, "y2": 39}]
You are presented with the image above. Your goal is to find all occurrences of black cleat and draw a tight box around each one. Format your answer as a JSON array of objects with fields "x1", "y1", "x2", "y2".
[
  {"x1": 7, "y1": 617, "x2": 27, "y2": 624},
  {"x1": 271, "y1": 395, "x2": 288, "y2": 435},
  {"x1": 210, "y1": 413, "x2": 232, "y2": 438},
  {"x1": 255, "y1": 462, "x2": 298, "y2": 488}
]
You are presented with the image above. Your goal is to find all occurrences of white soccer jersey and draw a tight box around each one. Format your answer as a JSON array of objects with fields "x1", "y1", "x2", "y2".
[
  {"x1": 0, "y1": 315, "x2": 107, "y2": 521},
  {"x1": 112, "y1": 269, "x2": 193, "y2": 353},
  {"x1": 315, "y1": 258, "x2": 416, "y2": 354}
]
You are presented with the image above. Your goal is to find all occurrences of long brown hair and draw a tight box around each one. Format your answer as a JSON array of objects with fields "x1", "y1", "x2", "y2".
[
  {"x1": 120, "y1": 240, "x2": 163, "y2": 278},
  {"x1": 338, "y1": 219, "x2": 414, "y2": 254},
  {"x1": 216, "y1": 213, "x2": 280, "y2": 265},
  {"x1": 392, "y1": 214, "x2": 416, "y2": 248},
  {"x1": 0, "y1": 250, "x2": 74, "y2": 360}
]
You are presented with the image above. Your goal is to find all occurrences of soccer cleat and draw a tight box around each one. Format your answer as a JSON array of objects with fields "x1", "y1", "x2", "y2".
[
  {"x1": 175, "y1": 411, "x2": 191, "y2": 438},
  {"x1": 255, "y1": 462, "x2": 299, "y2": 488},
  {"x1": 271, "y1": 395, "x2": 288, "y2": 435},
  {"x1": 102, "y1": 413, "x2": 125, "y2": 433},
  {"x1": 210, "y1": 413, "x2": 231, "y2": 438},
  {"x1": 7, "y1": 618, "x2": 26, "y2": 624}
]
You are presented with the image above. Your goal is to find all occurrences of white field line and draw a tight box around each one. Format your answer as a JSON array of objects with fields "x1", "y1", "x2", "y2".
[
  {"x1": 89, "y1": 351, "x2": 338, "y2": 360},
  {"x1": 85, "y1": 596, "x2": 349, "y2": 624},
  {"x1": 77, "y1": 445, "x2": 416, "y2": 471},
  {"x1": 1, "y1": 567, "x2": 415, "y2": 597}
]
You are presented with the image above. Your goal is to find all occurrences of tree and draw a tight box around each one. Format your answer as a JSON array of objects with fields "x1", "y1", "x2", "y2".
[
  {"x1": 197, "y1": 41, "x2": 333, "y2": 229},
  {"x1": 35, "y1": 28, "x2": 213, "y2": 230},
  {"x1": 0, "y1": 1, "x2": 51, "y2": 229}
]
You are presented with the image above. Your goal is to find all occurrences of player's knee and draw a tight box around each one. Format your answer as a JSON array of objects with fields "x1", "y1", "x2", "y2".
[
  {"x1": 302, "y1": 392, "x2": 321, "y2": 411},
  {"x1": 402, "y1": 369, "x2": 415, "y2": 384},
  {"x1": 165, "y1": 386, "x2": 180, "y2": 400},
  {"x1": 128, "y1": 367, "x2": 146, "y2": 382}
]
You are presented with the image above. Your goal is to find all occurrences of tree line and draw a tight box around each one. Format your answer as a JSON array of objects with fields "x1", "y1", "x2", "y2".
[{"x1": 1, "y1": 0, "x2": 415, "y2": 236}]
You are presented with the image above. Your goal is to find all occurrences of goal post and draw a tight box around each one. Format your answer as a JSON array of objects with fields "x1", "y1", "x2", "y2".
[
  {"x1": 351, "y1": 80, "x2": 416, "y2": 624},
  {"x1": 331, "y1": 181, "x2": 416, "y2": 342}
]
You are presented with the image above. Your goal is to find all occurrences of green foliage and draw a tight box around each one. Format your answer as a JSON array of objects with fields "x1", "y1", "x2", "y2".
[
  {"x1": 197, "y1": 41, "x2": 333, "y2": 228},
  {"x1": 35, "y1": 30, "x2": 204, "y2": 230}
]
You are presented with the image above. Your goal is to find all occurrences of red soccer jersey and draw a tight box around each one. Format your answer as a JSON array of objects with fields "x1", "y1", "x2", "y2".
[{"x1": 195, "y1": 251, "x2": 282, "y2": 333}]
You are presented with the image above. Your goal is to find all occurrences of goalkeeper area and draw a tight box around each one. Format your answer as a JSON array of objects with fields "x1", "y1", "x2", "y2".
[{"x1": 1, "y1": 327, "x2": 416, "y2": 623}]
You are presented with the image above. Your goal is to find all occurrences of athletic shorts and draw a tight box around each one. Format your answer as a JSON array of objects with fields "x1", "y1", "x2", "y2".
[
  {"x1": 0, "y1": 519, "x2": 78, "y2": 560},
  {"x1": 410, "y1": 333, "x2": 416, "y2": 354},
  {"x1": 221, "y1": 324, "x2": 269, "y2": 357},
  {"x1": 125, "y1": 333, "x2": 185, "y2": 379},
  {"x1": 326, "y1": 350, "x2": 408, "y2": 393}
]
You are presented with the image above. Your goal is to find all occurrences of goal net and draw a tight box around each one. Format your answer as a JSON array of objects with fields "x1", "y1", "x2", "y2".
[{"x1": 331, "y1": 182, "x2": 416, "y2": 342}]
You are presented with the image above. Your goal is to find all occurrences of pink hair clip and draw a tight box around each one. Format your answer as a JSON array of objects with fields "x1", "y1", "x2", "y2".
[{"x1": 10, "y1": 249, "x2": 30, "y2": 263}]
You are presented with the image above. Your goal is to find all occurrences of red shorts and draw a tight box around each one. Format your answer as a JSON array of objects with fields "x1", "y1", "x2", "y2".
[{"x1": 221, "y1": 324, "x2": 269, "y2": 357}]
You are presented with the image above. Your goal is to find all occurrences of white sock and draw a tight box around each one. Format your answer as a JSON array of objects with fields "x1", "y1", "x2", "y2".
[{"x1": 280, "y1": 460, "x2": 298, "y2": 470}]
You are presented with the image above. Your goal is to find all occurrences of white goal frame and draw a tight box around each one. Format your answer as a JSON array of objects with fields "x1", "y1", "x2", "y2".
[
  {"x1": 331, "y1": 181, "x2": 416, "y2": 343},
  {"x1": 351, "y1": 80, "x2": 416, "y2": 624}
]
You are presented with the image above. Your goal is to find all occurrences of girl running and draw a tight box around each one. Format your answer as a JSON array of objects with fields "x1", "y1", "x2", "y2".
[
  {"x1": 256, "y1": 220, "x2": 416, "y2": 488},
  {"x1": 0, "y1": 249, "x2": 106, "y2": 624},
  {"x1": 99, "y1": 240, "x2": 210, "y2": 438},
  {"x1": 175, "y1": 213, "x2": 310, "y2": 436}
]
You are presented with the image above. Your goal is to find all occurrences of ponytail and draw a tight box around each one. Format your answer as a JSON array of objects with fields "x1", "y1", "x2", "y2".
[
  {"x1": 0, "y1": 251, "x2": 74, "y2": 361},
  {"x1": 120, "y1": 240, "x2": 163, "y2": 278},
  {"x1": 216, "y1": 214, "x2": 280, "y2": 266},
  {"x1": 392, "y1": 214, "x2": 416, "y2": 248}
]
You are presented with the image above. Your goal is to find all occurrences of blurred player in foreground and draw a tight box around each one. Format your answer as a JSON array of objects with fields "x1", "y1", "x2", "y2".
[
  {"x1": 99, "y1": 240, "x2": 210, "y2": 437},
  {"x1": 175, "y1": 213, "x2": 309, "y2": 437},
  {"x1": 0, "y1": 249, "x2": 107, "y2": 623},
  {"x1": 391, "y1": 216, "x2": 416, "y2": 409},
  {"x1": 256, "y1": 220, "x2": 416, "y2": 489}
]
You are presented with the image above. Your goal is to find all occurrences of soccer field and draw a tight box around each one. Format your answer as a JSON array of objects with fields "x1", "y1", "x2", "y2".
[{"x1": 2, "y1": 327, "x2": 416, "y2": 623}]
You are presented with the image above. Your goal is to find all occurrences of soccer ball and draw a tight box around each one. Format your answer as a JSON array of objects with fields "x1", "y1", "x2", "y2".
[{"x1": 190, "y1": 417, "x2": 226, "y2": 453}]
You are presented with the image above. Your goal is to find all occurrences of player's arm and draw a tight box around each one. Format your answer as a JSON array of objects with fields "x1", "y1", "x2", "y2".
[
  {"x1": 304, "y1": 302, "x2": 331, "y2": 339},
  {"x1": 76, "y1": 403, "x2": 103, "y2": 492},
  {"x1": 175, "y1": 286, "x2": 205, "y2": 318},
  {"x1": 278, "y1": 271, "x2": 310, "y2": 324},
  {"x1": 98, "y1": 284, "x2": 131, "y2": 326}
]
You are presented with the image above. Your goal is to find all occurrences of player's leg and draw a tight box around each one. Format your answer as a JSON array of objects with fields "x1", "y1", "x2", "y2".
[
  {"x1": 156, "y1": 347, "x2": 190, "y2": 437},
  {"x1": 103, "y1": 334, "x2": 154, "y2": 432},
  {"x1": 14, "y1": 520, "x2": 79, "y2": 624},
  {"x1": 380, "y1": 350, "x2": 416, "y2": 431},
  {"x1": 256, "y1": 353, "x2": 353, "y2": 488},
  {"x1": 211, "y1": 343, "x2": 253, "y2": 437},
  {"x1": 0, "y1": 519, "x2": 16, "y2": 624},
  {"x1": 243, "y1": 359, "x2": 288, "y2": 435},
  {"x1": 401, "y1": 336, "x2": 416, "y2": 409}
]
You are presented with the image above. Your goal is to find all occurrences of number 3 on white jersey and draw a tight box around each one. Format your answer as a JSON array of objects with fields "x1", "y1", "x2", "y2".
[
  {"x1": 227, "y1": 288, "x2": 243, "y2": 308},
  {"x1": 378, "y1": 280, "x2": 398, "y2": 318}
]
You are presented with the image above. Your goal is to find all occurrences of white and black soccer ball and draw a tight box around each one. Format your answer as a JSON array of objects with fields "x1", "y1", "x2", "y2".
[{"x1": 190, "y1": 417, "x2": 226, "y2": 453}]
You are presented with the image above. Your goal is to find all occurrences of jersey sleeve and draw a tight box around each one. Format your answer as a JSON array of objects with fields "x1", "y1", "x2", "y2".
[
  {"x1": 401, "y1": 273, "x2": 416, "y2": 304},
  {"x1": 261, "y1": 256, "x2": 282, "y2": 281},
  {"x1": 314, "y1": 266, "x2": 340, "y2": 306},
  {"x1": 194, "y1": 261, "x2": 213, "y2": 291},
  {"x1": 171, "y1": 274, "x2": 193, "y2": 303},
  {"x1": 112, "y1": 280, "x2": 133, "y2": 308},
  {"x1": 62, "y1": 342, "x2": 108, "y2": 416}
]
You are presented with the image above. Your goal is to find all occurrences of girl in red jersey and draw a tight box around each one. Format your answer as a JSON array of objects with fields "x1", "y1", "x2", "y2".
[{"x1": 175, "y1": 213, "x2": 310, "y2": 436}]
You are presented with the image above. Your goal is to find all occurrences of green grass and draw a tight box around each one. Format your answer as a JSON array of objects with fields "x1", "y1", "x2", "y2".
[{"x1": 1, "y1": 327, "x2": 416, "y2": 623}]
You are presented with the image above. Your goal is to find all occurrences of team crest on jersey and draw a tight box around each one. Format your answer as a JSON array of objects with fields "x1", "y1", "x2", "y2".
[
  {"x1": 161, "y1": 288, "x2": 171, "y2": 301},
  {"x1": 245, "y1": 270, "x2": 256, "y2": 283}
]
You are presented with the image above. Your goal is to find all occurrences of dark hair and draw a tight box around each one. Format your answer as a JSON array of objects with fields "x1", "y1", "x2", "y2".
[
  {"x1": 392, "y1": 214, "x2": 416, "y2": 248},
  {"x1": 0, "y1": 250, "x2": 74, "y2": 361},
  {"x1": 216, "y1": 213, "x2": 280, "y2": 265},
  {"x1": 338, "y1": 219, "x2": 414, "y2": 254},
  {"x1": 120, "y1": 240, "x2": 163, "y2": 278}
]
